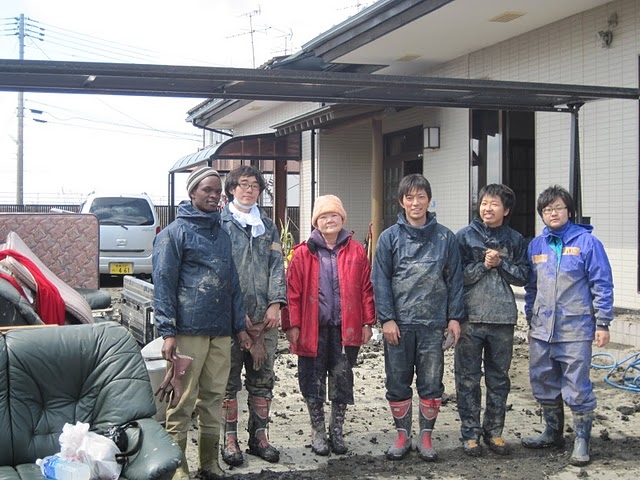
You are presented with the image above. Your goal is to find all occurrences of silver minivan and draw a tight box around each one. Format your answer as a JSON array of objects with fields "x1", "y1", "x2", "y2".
[{"x1": 81, "y1": 193, "x2": 159, "y2": 276}]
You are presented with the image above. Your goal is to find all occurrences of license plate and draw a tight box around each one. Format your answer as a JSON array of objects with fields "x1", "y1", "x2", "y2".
[{"x1": 109, "y1": 263, "x2": 133, "y2": 274}]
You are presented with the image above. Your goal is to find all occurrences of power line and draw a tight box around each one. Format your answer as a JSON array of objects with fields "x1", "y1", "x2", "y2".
[
  {"x1": 30, "y1": 116, "x2": 201, "y2": 142},
  {"x1": 29, "y1": 19, "x2": 159, "y2": 60},
  {"x1": 25, "y1": 99, "x2": 200, "y2": 140}
]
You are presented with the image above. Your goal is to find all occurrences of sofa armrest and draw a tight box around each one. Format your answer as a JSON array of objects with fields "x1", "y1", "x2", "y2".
[{"x1": 120, "y1": 418, "x2": 182, "y2": 480}]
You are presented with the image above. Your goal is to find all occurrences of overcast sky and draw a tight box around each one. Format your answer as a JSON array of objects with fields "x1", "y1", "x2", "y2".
[{"x1": 0, "y1": 0, "x2": 372, "y2": 204}]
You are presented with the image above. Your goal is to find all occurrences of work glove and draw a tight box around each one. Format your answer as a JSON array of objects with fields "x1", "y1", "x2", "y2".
[
  {"x1": 247, "y1": 320, "x2": 267, "y2": 371},
  {"x1": 154, "y1": 354, "x2": 193, "y2": 408}
]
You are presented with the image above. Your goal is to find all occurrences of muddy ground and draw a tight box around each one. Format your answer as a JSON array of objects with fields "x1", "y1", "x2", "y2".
[
  {"x1": 186, "y1": 318, "x2": 640, "y2": 480},
  {"x1": 106, "y1": 286, "x2": 640, "y2": 480}
]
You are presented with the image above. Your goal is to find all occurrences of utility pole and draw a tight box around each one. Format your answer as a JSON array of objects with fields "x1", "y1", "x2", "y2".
[{"x1": 16, "y1": 14, "x2": 24, "y2": 205}]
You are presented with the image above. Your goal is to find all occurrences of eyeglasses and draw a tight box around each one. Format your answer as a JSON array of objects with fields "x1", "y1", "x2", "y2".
[
  {"x1": 237, "y1": 182, "x2": 260, "y2": 191},
  {"x1": 542, "y1": 206, "x2": 567, "y2": 215}
]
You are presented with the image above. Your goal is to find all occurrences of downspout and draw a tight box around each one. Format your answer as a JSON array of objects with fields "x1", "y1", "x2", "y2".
[
  {"x1": 568, "y1": 102, "x2": 585, "y2": 223},
  {"x1": 168, "y1": 172, "x2": 175, "y2": 223},
  {"x1": 311, "y1": 128, "x2": 317, "y2": 216}
]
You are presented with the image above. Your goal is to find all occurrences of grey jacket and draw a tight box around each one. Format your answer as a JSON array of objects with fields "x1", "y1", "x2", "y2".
[{"x1": 221, "y1": 205, "x2": 287, "y2": 324}]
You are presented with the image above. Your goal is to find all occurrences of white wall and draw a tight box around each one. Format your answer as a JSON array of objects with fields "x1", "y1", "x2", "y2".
[
  {"x1": 313, "y1": 124, "x2": 373, "y2": 243},
  {"x1": 381, "y1": 107, "x2": 470, "y2": 233},
  {"x1": 426, "y1": 0, "x2": 640, "y2": 308}
]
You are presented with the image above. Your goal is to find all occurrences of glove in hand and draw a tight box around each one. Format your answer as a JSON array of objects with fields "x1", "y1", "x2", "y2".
[
  {"x1": 247, "y1": 321, "x2": 267, "y2": 370},
  {"x1": 154, "y1": 354, "x2": 193, "y2": 408}
]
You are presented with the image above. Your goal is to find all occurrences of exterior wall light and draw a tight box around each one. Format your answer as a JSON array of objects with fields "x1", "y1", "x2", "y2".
[{"x1": 424, "y1": 126, "x2": 440, "y2": 149}]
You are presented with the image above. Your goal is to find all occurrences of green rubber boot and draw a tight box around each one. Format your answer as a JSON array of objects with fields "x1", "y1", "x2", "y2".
[
  {"x1": 307, "y1": 400, "x2": 330, "y2": 456},
  {"x1": 171, "y1": 435, "x2": 190, "y2": 480},
  {"x1": 198, "y1": 428, "x2": 224, "y2": 478}
]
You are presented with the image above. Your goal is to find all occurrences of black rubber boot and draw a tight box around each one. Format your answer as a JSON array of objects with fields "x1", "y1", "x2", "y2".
[
  {"x1": 386, "y1": 399, "x2": 412, "y2": 460},
  {"x1": 329, "y1": 402, "x2": 348, "y2": 454},
  {"x1": 522, "y1": 404, "x2": 565, "y2": 449},
  {"x1": 417, "y1": 397, "x2": 440, "y2": 462},
  {"x1": 307, "y1": 400, "x2": 330, "y2": 456},
  {"x1": 221, "y1": 398, "x2": 244, "y2": 467},
  {"x1": 247, "y1": 396, "x2": 280, "y2": 463},
  {"x1": 569, "y1": 411, "x2": 593, "y2": 466}
]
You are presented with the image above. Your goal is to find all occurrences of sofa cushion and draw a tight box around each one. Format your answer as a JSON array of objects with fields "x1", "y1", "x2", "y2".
[
  {"x1": 6, "y1": 322, "x2": 156, "y2": 466},
  {"x1": 1, "y1": 232, "x2": 94, "y2": 324},
  {"x1": 0, "y1": 466, "x2": 20, "y2": 480},
  {"x1": 0, "y1": 278, "x2": 42, "y2": 328},
  {"x1": 0, "y1": 336, "x2": 13, "y2": 466}
]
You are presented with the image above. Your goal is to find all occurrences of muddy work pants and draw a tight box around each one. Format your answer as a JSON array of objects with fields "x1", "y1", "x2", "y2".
[
  {"x1": 529, "y1": 338, "x2": 596, "y2": 413},
  {"x1": 298, "y1": 325, "x2": 359, "y2": 404},
  {"x1": 384, "y1": 324, "x2": 444, "y2": 401},
  {"x1": 225, "y1": 326, "x2": 278, "y2": 399},
  {"x1": 454, "y1": 322, "x2": 514, "y2": 440}
]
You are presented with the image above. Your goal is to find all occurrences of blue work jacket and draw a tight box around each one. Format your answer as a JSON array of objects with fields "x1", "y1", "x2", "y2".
[{"x1": 524, "y1": 221, "x2": 614, "y2": 343}]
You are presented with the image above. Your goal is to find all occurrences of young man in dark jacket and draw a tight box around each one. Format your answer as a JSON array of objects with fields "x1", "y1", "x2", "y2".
[
  {"x1": 372, "y1": 174, "x2": 464, "y2": 462},
  {"x1": 454, "y1": 184, "x2": 530, "y2": 457},
  {"x1": 153, "y1": 166, "x2": 251, "y2": 480},
  {"x1": 220, "y1": 165, "x2": 287, "y2": 466},
  {"x1": 522, "y1": 185, "x2": 614, "y2": 466}
]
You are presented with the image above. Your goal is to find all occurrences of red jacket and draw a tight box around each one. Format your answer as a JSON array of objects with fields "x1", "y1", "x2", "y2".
[{"x1": 282, "y1": 234, "x2": 376, "y2": 357}]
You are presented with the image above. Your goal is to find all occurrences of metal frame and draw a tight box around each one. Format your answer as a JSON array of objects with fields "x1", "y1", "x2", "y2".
[
  {"x1": 1, "y1": 58, "x2": 638, "y2": 223},
  {"x1": 0, "y1": 60, "x2": 636, "y2": 112}
]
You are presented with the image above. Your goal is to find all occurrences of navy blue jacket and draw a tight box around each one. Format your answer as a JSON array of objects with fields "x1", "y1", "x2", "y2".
[
  {"x1": 456, "y1": 218, "x2": 530, "y2": 324},
  {"x1": 372, "y1": 211, "x2": 464, "y2": 328},
  {"x1": 153, "y1": 200, "x2": 246, "y2": 338}
]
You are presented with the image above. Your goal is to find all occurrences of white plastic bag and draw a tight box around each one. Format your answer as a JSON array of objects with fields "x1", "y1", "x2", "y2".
[{"x1": 59, "y1": 422, "x2": 122, "y2": 480}]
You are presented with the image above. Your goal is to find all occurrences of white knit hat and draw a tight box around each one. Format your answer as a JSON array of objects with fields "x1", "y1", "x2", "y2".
[{"x1": 312, "y1": 195, "x2": 347, "y2": 228}]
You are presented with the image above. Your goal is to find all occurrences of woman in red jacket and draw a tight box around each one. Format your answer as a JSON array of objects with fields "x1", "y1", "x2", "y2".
[{"x1": 282, "y1": 195, "x2": 375, "y2": 456}]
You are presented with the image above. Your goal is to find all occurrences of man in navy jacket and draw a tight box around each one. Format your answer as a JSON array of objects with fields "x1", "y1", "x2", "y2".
[{"x1": 372, "y1": 174, "x2": 464, "y2": 462}]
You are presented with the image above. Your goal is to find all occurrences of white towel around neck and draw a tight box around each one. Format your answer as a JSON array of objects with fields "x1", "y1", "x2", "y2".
[{"x1": 229, "y1": 202, "x2": 266, "y2": 238}]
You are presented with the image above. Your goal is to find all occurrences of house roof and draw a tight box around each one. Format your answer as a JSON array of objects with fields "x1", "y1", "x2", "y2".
[
  {"x1": 183, "y1": 0, "x2": 624, "y2": 129},
  {"x1": 300, "y1": 0, "x2": 615, "y2": 76}
]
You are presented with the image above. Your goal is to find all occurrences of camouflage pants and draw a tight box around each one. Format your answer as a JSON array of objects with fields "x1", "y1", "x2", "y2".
[
  {"x1": 298, "y1": 325, "x2": 359, "y2": 404},
  {"x1": 454, "y1": 322, "x2": 514, "y2": 440}
]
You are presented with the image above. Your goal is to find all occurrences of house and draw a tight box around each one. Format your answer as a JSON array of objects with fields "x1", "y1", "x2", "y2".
[{"x1": 186, "y1": 0, "x2": 640, "y2": 320}]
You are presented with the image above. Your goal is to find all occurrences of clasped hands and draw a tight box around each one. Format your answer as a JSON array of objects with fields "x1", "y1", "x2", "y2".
[{"x1": 484, "y1": 248, "x2": 502, "y2": 269}]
